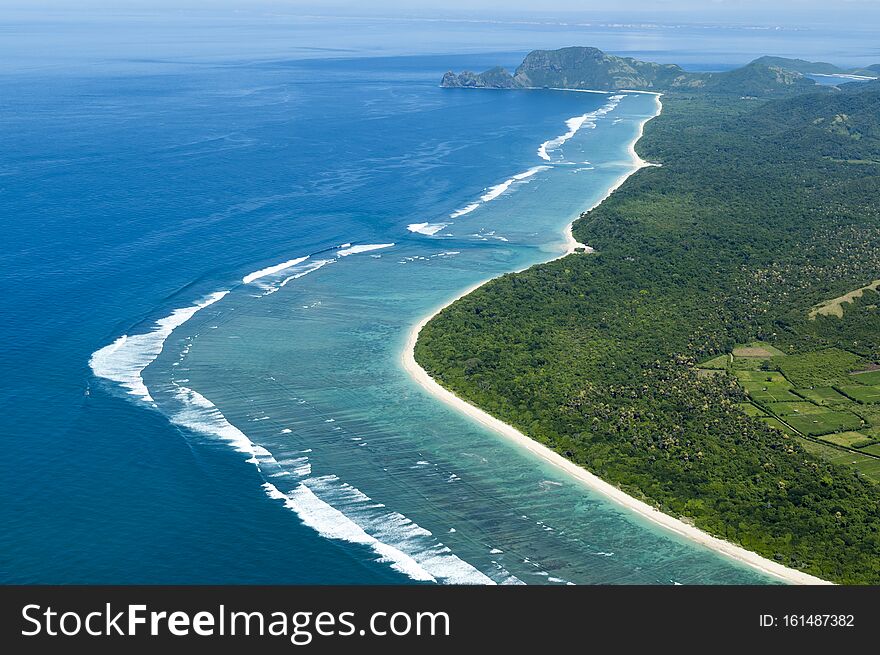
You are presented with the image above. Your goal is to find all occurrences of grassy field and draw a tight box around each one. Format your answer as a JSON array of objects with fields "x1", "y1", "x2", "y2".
[
  {"x1": 797, "y1": 438, "x2": 880, "y2": 483},
  {"x1": 765, "y1": 401, "x2": 825, "y2": 416},
  {"x1": 785, "y1": 411, "x2": 865, "y2": 436},
  {"x1": 809, "y1": 279, "x2": 880, "y2": 319},
  {"x1": 731, "y1": 357, "x2": 774, "y2": 371},
  {"x1": 738, "y1": 402, "x2": 767, "y2": 416},
  {"x1": 818, "y1": 431, "x2": 876, "y2": 449},
  {"x1": 696, "y1": 354, "x2": 729, "y2": 369},
  {"x1": 859, "y1": 443, "x2": 880, "y2": 457},
  {"x1": 836, "y1": 384, "x2": 880, "y2": 404},
  {"x1": 793, "y1": 386, "x2": 851, "y2": 405},
  {"x1": 732, "y1": 341, "x2": 786, "y2": 358},
  {"x1": 777, "y1": 348, "x2": 866, "y2": 387},
  {"x1": 734, "y1": 371, "x2": 788, "y2": 384},
  {"x1": 849, "y1": 370, "x2": 880, "y2": 385},
  {"x1": 745, "y1": 385, "x2": 802, "y2": 403},
  {"x1": 760, "y1": 417, "x2": 793, "y2": 435}
]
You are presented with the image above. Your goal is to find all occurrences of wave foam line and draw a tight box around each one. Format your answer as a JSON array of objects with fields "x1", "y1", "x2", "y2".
[
  {"x1": 305, "y1": 475, "x2": 500, "y2": 585},
  {"x1": 479, "y1": 165, "x2": 550, "y2": 202},
  {"x1": 243, "y1": 256, "x2": 309, "y2": 284},
  {"x1": 170, "y1": 385, "x2": 500, "y2": 585},
  {"x1": 267, "y1": 259, "x2": 336, "y2": 295},
  {"x1": 89, "y1": 291, "x2": 229, "y2": 403},
  {"x1": 538, "y1": 94, "x2": 625, "y2": 161},
  {"x1": 415, "y1": 165, "x2": 551, "y2": 237},
  {"x1": 337, "y1": 243, "x2": 394, "y2": 257},
  {"x1": 408, "y1": 222, "x2": 447, "y2": 236},
  {"x1": 449, "y1": 203, "x2": 480, "y2": 219},
  {"x1": 263, "y1": 482, "x2": 436, "y2": 582}
]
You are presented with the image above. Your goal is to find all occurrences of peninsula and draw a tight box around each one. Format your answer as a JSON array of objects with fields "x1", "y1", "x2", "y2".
[
  {"x1": 439, "y1": 46, "x2": 873, "y2": 95},
  {"x1": 416, "y1": 47, "x2": 880, "y2": 584}
]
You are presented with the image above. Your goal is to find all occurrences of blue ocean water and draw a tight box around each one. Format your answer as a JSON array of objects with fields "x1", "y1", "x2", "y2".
[{"x1": 3, "y1": 10, "x2": 871, "y2": 584}]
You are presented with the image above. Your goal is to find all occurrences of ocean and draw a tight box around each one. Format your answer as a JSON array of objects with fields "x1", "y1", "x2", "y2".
[{"x1": 2, "y1": 9, "x2": 875, "y2": 584}]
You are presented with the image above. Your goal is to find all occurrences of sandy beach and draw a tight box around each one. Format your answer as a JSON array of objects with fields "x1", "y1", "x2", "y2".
[{"x1": 401, "y1": 92, "x2": 831, "y2": 586}]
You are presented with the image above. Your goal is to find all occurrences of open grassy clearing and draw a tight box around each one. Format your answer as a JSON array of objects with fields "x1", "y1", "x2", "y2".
[
  {"x1": 809, "y1": 279, "x2": 880, "y2": 319},
  {"x1": 732, "y1": 341, "x2": 786, "y2": 358},
  {"x1": 696, "y1": 354, "x2": 730, "y2": 369},
  {"x1": 731, "y1": 357, "x2": 773, "y2": 371},
  {"x1": 734, "y1": 370, "x2": 788, "y2": 384},
  {"x1": 836, "y1": 384, "x2": 880, "y2": 404},
  {"x1": 859, "y1": 443, "x2": 880, "y2": 457},
  {"x1": 793, "y1": 386, "x2": 851, "y2": 405},
  {"x1": 744, "y1": 385, "x2": 802, "y2": 403},
  {"x1": 738, "y1": 402, "x2": 767, "y2": 417},
  {"x1": 785, "y1": 411, "x2": 865, "y2": 436},
  {"x1": 849, "y1": 369, "x2": 880, "y2": 385},
  {"x1": 759, "y1": 417, "x2": 793, "y2": 435},
  {"x1": 818, "y1": 431, "x2": 876, "y2": 449},
  {"x1": 797, "y1": 438, "x2": 880, "y2": 483},
  {"x1": 777, "y1": 348, "x2": 866, "y2": 387},
  {"x1": 765, "y1": 401, "x2": 826, "y2": 416}
]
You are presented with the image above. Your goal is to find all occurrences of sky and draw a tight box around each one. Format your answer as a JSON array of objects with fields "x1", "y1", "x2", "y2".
[
  {"x1": 6, "y1": 0, "x2": 879, "y2": 26},
  {"x1": 2, "y1": 0, "x2": 877, "y2": 71}
]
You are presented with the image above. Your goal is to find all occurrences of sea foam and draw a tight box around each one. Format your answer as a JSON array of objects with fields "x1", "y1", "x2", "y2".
[
  {"x1": 337, "y1": 243, "x2": 394, "y2": 257},
  {"x1": 263, "y1": 481, "x2": 436, "y2": 582},
  {"x1": 407, "y1": 222, "x2": 447, "y2": 236},
  {"x1": 480, "y1": 165, "x2": 550, "y2": 202},
  {"x1": 89, "y1": 291, "x2": 229, "y2": 403},
  {"x1": 167, "y1": 383, "x2": 500, "y2": 584},
  {"x1": 537, "y1": 94, "x2": 625, "y2": 161},
  {"x1": 449, "y1": 203, "x2": 480, "y2": 219},
  {"x1": 243, "y1": 256, "x2": 310, "y2": 284},
  {"x1": 268, "y1": 259, "x2": 335, "y2": 295}
]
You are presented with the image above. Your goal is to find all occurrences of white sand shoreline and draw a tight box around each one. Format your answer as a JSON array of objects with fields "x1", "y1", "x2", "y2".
[{"x1": 401, "y1": 92, "x2": 831, "y2": 586}]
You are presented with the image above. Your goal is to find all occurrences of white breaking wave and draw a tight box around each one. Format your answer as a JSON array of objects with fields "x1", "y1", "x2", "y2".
[
  {"x1": 168, "y1": 384, "x2": 501, "y2": 585},
  {"x1": 172, "y1": 385, "x2": 261, "y2": 457},
  {"x1": 246, "y1": 244, "x2": 392, "y2": 295},
  {"x1": 412, "y1": 165, "x2": 551, "y2": 239},
  {"x1": 305, "y1": 475, "x2": 498, "y2": 585},
  {"x1": 337, "y1": 243, "x2": 394, "y2": 257},
  {"x1": 449, "y1": 203, "x2": 480, "y2": 219},
  {"x1": 88, "y1": 247, "x2": 500, "y2": 583},
  {"x1": 407, "y1": 222, "x2": 447, "y2": 236},
  {"x1": 89, "y1": 291, "x2": 229, "y2": 403},
  {"x1": 245, "y1": 243, "x2": 390, "y2": 286},
  {"x1": 243, "y1": 256, "x2": 309, "y2": 284},
  {"x1": 537, "y1": 94, "x2": 626, "y2": 161},
  {"x1": 267, "y1": 259, "x2": 335, "y2": 295},
  {"x1": 263, "y1": 482, "x2": 435, "y2": 582},
  {"x1": 480, "y1": 165, "x2": 550, "y2": 203}
]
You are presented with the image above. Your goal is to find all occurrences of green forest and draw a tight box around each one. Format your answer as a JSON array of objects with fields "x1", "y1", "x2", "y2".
[{"x1": 415, "y1": 82, "x2": 880, "y2": 584}]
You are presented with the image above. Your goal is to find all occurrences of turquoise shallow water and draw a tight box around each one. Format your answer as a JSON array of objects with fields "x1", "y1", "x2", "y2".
[
  {"x1": 1, "y1": 13, "x2": 811, "y2": 583},
  {"x1": 90, "y1": 80, "x2": 773, "y2": 584}
]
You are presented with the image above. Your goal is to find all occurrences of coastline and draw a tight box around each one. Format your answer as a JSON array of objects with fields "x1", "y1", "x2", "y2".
[{"x1": 401, "y1": 92, "x2": 831, "y2": 586}]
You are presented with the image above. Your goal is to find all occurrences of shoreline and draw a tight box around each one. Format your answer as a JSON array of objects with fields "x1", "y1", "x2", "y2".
[{"x1": 401, "y1": 92, "x2": 831, "y2": 586}]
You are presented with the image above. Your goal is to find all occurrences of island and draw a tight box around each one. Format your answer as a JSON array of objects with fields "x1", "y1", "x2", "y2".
[{"x1": 416, "y1": 47, "x2": 880, "y2": 584}]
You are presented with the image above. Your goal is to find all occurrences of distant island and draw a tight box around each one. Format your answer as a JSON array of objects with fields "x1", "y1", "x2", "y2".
[
  {"x1": 417, "y1": 46, "x2": 880, "y2": 584},
  {"x1": 441, "y1": 46, "x2": 878, "y2": 96}
]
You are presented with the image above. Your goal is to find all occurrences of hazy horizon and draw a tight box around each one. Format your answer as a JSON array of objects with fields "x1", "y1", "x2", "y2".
[
  {"x1": 1, "y1": 2, "x2": 877, "y2": 73},
  {"x1": 4, "y1": 1, "x2": 880, "y2": 28}
]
